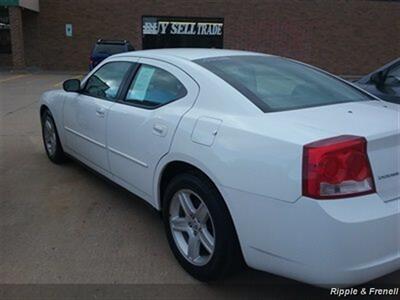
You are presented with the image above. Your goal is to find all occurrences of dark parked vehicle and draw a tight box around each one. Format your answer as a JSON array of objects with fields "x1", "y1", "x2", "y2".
[
  {"x1": 355, "y1": 58, "x2": 400, "y2": 105},
  {"x1": 89, "y1": 39, "x2": 134, "y2": 70}
]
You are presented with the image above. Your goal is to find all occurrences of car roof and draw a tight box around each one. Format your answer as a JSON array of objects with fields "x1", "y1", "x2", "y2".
[
  {"x1": 96, "y1": 39, "x2": 130, "y2": 45},
  {"x1": 112, "y1": 48, "x2": 269, "y2": 61}
]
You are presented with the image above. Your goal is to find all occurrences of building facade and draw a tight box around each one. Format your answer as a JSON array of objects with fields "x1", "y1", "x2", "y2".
[{"x1": 0, "y1": 0, "x2": 399, "y2": 75}]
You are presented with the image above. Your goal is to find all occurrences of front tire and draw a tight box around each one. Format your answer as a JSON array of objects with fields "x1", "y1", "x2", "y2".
[
  {"x1": 162, "y1": 171, "x2": 242, "y2": 281},
  {"x1": 41, "y1": 110, "x2": 65, "y2": 164}
]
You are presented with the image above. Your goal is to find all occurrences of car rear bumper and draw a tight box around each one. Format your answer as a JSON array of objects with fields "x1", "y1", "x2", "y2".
[{"x1": 221, "y1": 187, "x2": 400, "y2": 286}]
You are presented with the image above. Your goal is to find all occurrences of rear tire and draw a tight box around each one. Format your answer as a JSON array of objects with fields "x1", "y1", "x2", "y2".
[
  {"x1": 162, "y1": 171, "x2": 242, "y2": 281},
  {"x1": 41, "y1": 109, "x2": 66, "y2": 164}
]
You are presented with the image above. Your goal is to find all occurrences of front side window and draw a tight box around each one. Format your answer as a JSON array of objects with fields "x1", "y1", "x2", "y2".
[
  {"x1": 83, "y1": 62, "x2": 131, "y2": 100},
  {"x1": 196, "y1": 56, "x2": 373, "y2": 112},
  {"x1": 125, "y1": 64, "x2": 187, "y2": 108}
]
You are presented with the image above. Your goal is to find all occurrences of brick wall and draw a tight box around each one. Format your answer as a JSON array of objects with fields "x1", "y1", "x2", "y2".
[
  {"x1": 22, "y1": 0, "x2": 400, "y2": 74},
  {"x1": 9, "y1": 6, "x2": 25, "y2": 69},
  {"x1": 22, "y1": 9, "x2": 39, "y2": 68}
]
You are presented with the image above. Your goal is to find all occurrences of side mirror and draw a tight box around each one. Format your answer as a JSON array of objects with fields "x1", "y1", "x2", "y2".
[
  {"x1": 370, "y1": 71, "x2": 384, "y2": 86},
  {"x1": 63, "y1": 79, "x2": 81, "y2": 92}
]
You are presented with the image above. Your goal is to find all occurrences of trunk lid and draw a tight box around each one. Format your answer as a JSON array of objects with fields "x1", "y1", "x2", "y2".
[{"x1": 269, "y1": 100, "x2": 400, "y2": 202}]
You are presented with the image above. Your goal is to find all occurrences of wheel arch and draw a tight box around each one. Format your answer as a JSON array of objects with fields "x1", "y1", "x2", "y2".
[
  {"x1": 39, "y1": 90, "x2": 68, "y2": 148},
  {"x1": 40, "y1": 104, "x2": 50, "y2": 120},
  {"x1": 158, "y1": 161, "x2": 209, "y2": 209},
  {"x1": 156, "y1": 158, "x2": 246, "y2": 267},
  {"x1": 156, "y1": 158, "x2": 224, "y2": 212}
]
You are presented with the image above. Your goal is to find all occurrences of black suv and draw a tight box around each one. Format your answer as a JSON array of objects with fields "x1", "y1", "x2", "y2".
[{"x1": 89, "y1": 39, "x2": 134, "y2": 70}]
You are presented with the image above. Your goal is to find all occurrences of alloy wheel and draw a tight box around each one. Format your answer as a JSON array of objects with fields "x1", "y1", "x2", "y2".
[
  {"x1": 44, "y1": 118, "x2": 57, "y2": 156},
  {"x1": 169, "y1": 189, "x2": 216, "y2": 266}
]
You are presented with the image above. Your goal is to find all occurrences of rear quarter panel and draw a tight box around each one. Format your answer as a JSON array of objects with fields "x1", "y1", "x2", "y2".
[
  {"x1": 167, "y1": 110, "x2": 303, "y2": 204},
  {"x1": 154, "y1": 63, "x2": 304, "y2": 206}
]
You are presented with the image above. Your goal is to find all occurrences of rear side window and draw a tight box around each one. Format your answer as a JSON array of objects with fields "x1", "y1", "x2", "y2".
[
  {"x1": 125, "y1": 64, "x2": 187, "y2": 108},
  {"x1": 196, "y1": 56, "x2": 373, "y2": 112},
  {"x1": 83, "y1": 62, "x2": 132, "y2": 100},
  {"x1": 94, "y1": 43, "x2": 127, "y2": 55}
]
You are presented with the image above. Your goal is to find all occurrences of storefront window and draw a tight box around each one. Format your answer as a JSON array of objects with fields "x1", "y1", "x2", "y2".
[{"x1": 0, "y1": 8, "x2": 11, "y2": 54}]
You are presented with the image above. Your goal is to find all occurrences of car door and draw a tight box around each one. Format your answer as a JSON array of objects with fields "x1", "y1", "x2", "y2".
[
  {"x1": 107, "y1": 58, "x2": 199, "y2": 203},
  {"x1": 63, "y1": 61, "x2": 133, "y2": 172}
]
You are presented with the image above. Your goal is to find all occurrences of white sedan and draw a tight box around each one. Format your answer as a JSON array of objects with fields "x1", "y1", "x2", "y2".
[{"x1": 39, "y1": 49, "x2": 400, "y2": 286}]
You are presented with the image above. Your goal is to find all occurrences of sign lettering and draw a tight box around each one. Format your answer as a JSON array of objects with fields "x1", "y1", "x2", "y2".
[{"x1": 143, "y1": 21, "x2": 223, "y2": 36}]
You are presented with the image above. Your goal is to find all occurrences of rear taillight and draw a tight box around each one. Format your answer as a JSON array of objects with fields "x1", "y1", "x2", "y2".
[{"x1": 302, "y1": 135, "x2": 375, "y2": 199}]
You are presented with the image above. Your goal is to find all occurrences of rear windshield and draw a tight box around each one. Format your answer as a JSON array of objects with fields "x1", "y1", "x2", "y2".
[
  {"x1": 94, "y1": 43, "x2": 127, "y2": 55},
  {"x1": 195, "y1": 56, "x2": 373, "y2": 112}
]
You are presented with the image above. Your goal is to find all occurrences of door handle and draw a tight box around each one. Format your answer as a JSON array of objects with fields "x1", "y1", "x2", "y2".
[
  {"x1": 153, "y1": 123, "x2": 168, "y2": 137},
  {"x1": 96, "y1": 107, "x2": 106, "y2": 118}
]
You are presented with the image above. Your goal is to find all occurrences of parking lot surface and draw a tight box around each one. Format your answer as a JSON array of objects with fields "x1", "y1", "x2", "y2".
[{"x1": 0, "y1": 72, "x2": 398, "y2": 298}]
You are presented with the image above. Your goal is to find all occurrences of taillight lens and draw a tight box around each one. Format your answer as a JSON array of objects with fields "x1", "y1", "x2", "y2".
[{"x1": 302, "y1": 135, "x2": 375, "y2": 199}]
